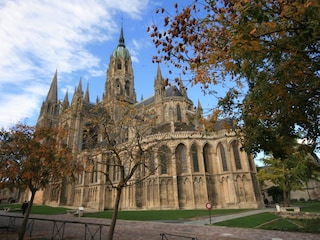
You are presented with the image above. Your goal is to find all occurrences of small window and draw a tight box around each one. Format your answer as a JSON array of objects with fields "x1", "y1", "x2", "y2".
[
  {"x1": 191, "y1": 144, "x2": 199, "y2": 172},
  {"x1": 159, "y1": 145, "x2": 170, "y2": 174},
  {"x1": 203, "y1": 143, "x2": 211, "y2": 173},
  {"x1": 177, "y1": 104, "x2": 182, "y2": 121},
  {"x1": 175, "y1": 143, "x2": 187, "y2": 174},
  {"x1": 219, "y1": 144, "x2": 228, "y2": 171},
  {"x1": 232, "y1": 141, "x2": 242, "y2": 170}
]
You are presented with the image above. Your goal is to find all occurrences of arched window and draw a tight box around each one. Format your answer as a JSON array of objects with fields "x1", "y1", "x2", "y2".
[
  {"x1": 232, "y1": 141, "x2": 242, "y2": 170},
  {"x1": 219, "y1": 143, "x2": 228, "y2": 171},
  {"x1": 158, "y1": 145, "x2": 170, "y2": 174},
  {"x1": 91, "y1": 165, "x2": 98, "y2": 183},
  {"x1": 149, "y1": 150, "x2": 156, "y2": 175},
  {"x1": 125, "y1": 80, "x2": 130, "y2": 96},
  {"x1": 203, "y1": 143, "x2": 211, "y2": 173},
  {"x1": 115, "y1": 79, "x2": 122, "y2": 95},
  {"x1": 191, "y1": 144, "x2": 199, "y2": 172},
  {"x1": 175, "y1": 143, "x2": 187, "y2": 174},
  {"x1": 164, "y1": 105, "x2": 169, "y2": 122},
  {"x1": 176, "y1": 104, "x2": 182, "y2": 121},
  {"x1": 117, "y1": 60, "x2": 121, "y2": 69}
]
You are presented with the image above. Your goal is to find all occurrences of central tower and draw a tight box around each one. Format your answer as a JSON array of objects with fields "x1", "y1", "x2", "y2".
[{"x1": 103, "y1": 26, "x2": 136, "y2": 104}]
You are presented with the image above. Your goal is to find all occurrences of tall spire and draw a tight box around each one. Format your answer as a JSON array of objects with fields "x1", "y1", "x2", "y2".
[
  {"x1": 156, "y1": 63, "x2": 162, "y2": 79},
  {"x1": 154, "y1": 63, "x2": 165, "y2": 102},
  {"x1": 178, "y1": 75, "x2": 187, "y2": 96},
  {"x1": 154, "y1": 63, "x2": 164, "y2": 89},
  {"x1": 84, "y1": 83, "x2": 90, "y2": 102},
  {"x1": 118, "y1": 24, "x2": 125, "y2": 47},
  {"x1": 62, "y1": 89, "x2": 69, "y2": 111},
  {"x1": 77, "y1": 78, "x2": 83, "y2": 94},
  {"x1": 37, "y1": 70, "x2": 60, "y2": 127},
  {"x1": 46, "y1": 69, "x2": 58, "y2": 102}
]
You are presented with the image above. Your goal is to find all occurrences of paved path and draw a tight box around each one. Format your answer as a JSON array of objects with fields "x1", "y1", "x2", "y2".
[{"x1": 0, "y1": 209, "x2": 319, "y2": 240}]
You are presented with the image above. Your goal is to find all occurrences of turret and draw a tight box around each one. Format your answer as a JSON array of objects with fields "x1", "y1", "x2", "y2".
[
  {"x1": 71, "y1": 79, "x2": 84, "y2": 107},
  {"x1": 154, "y1": 64, "x2": 165, "y2": 102},
  {"x1": 84, "y1": 83, "x2": 90, "y2": 103},
  {"x1": 61, "y1": 89, "x2": 69, "y2": 112}
]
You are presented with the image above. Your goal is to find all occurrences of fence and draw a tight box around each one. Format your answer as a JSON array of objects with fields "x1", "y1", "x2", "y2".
[{"x1": 0, "y1": 214, "x2": 109, "y2": 240}]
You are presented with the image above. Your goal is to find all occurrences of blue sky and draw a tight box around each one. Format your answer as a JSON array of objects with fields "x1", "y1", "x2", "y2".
[
  {"x1": 0, "y1": 0, "x2": 268, "y2": 164},
  {"x1": 0, "y1": 0, "x2": 222, "y2": 128}
]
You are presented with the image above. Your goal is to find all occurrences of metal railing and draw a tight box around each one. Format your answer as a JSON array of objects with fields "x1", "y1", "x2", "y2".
[
  {"x1": 160, "y1": 232, "x2": 198, "y2": 240},
  {"x1": 0, "y1": 214, "x2": 109, "y2": 240}
]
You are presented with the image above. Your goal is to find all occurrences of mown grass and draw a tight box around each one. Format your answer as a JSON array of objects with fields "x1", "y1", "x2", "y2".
[
  {"x1": 213, "y1": 212, "x2": 320, "y2": 234},
  {"x1": 213, "y1": 212, "x2": 278, "y2": 228},
  {"x1": 2, "y1": 201, "x2": 320, "y2": 233},
  {"x1": 291, "y1": 201, "x2": 320, "y2": 212}
]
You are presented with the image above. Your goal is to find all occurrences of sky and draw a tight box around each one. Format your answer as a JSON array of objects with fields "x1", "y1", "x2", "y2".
[{"x1": 0, "y1": 0, "x2": 222, "y2": 129}]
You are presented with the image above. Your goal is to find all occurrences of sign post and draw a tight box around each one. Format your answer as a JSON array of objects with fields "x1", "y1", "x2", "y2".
[{"x1": 205, "y1": 202, "x2": 213, "y2": 224}]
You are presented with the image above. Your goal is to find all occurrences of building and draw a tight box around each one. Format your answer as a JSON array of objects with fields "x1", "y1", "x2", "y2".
[{"x1": 36, "y1": 27, "x2": 264, "y2": 211}]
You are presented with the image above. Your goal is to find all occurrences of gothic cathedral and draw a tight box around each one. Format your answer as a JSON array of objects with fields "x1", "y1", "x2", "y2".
[{"x1": 37, "y1": 28, "x2": 264, "y2": 210}]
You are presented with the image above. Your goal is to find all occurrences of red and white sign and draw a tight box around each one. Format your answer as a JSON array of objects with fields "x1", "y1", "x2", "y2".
[{"x1": 205, "y1": 202, "x2": 213, "y2": 210}]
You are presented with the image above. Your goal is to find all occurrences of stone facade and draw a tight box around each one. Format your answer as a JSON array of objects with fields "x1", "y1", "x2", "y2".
[{"x1": 36, "y1": 28, "x2": 264, "y2": 211}]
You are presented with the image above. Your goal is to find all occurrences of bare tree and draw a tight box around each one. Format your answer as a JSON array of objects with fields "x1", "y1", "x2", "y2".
[{"x1": 81, "y1": 101, "x2": 164, "y2": 240}]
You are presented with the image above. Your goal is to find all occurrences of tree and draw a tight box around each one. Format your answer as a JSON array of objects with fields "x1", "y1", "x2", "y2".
[
  {"x1": 82, "y1": 101, "x2": 163, "y2": 240},
  {"x1": 257, "y1": 145, "x2": 320, "y2": 206},
  {"x1": 148, "y1": 0, "x2": 320, "y2": 158},
  {"x1": 0, "y1": 124, "x2": 79, "y2": 240}
]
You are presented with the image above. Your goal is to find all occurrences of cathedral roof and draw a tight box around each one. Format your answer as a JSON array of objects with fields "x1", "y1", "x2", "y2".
[
  {"x1": 112, "y1": 26, "x2": 130, "y2": 58},
  {"x1": 136, "y1": 85, "x2": 188, "y2": 107}
]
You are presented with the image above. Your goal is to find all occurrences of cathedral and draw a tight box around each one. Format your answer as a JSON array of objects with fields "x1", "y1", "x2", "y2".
[{"x1": 36, "y1": 27, "x2": 264, "y2": 211}]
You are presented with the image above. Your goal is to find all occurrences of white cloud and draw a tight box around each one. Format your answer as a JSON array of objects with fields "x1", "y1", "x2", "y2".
[{"x1": 0, "y1": 0, "x2": 148, "y2": 128}]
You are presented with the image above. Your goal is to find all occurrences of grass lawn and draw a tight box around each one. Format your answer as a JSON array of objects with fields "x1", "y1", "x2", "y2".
[
  {"x1": 291, "y1": 201, "x2": 320, "y2": 212},
  {"x1": 2, "y1": 201, "x2": 319, "y2": 233},
  {"x1": 213, "y1": 211, "x2": 320, "y2": 234}
]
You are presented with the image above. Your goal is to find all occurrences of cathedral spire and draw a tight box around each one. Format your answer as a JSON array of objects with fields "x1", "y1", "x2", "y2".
[
  {"x1": 154, "y1": 63, "x2": 165, "y2": 102},
  {"x1": 154, "y1": 63, "x2": 164, "y2": 88},
  {"x1": 71, "y1": 78, "x2": 83, "y2": 107},
  {"x1": 178, "y1": 75, "x2": 187, "y2": 96},
  {"x1": 37, "y1": 70, "x2": 60, "y2": 127},
  {"x1": 77, "y1": 78, "x2": 83, "y2": 94},
  {"x1": 46, "y1": 69, "x2": 58, "y2": 102},
  {"x1": 118, "y1": 24, "x2": 125, "y2": 47},
  {"x1": 84, "y1": 83, "x2": 90, "y2": 102},
  {"x1": 61, "y1": 89, "x2": 69, "y2": 111}
]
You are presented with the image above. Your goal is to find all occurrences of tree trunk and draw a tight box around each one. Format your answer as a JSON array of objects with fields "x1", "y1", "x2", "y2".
[
  {"x1": 283, "y1": 189, "x2": 290, "y2": 207},
  {"x1": 19, "y1": 190, "x2": 36, "y2": 240},
  {"x1": 107, "y1": 187, "x2": 122, "y2": 240},
  {"x1": 305, "y1": 181, "x2": 311, "y2": 202}
]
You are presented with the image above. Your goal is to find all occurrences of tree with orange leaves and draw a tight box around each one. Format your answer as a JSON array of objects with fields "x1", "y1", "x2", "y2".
[
  {"x1": 0, "y1": 124, "x2": 79, "y2": 240},
  {"x1": 149, "y1": 0, "x2": 320, "y2": 159}
]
